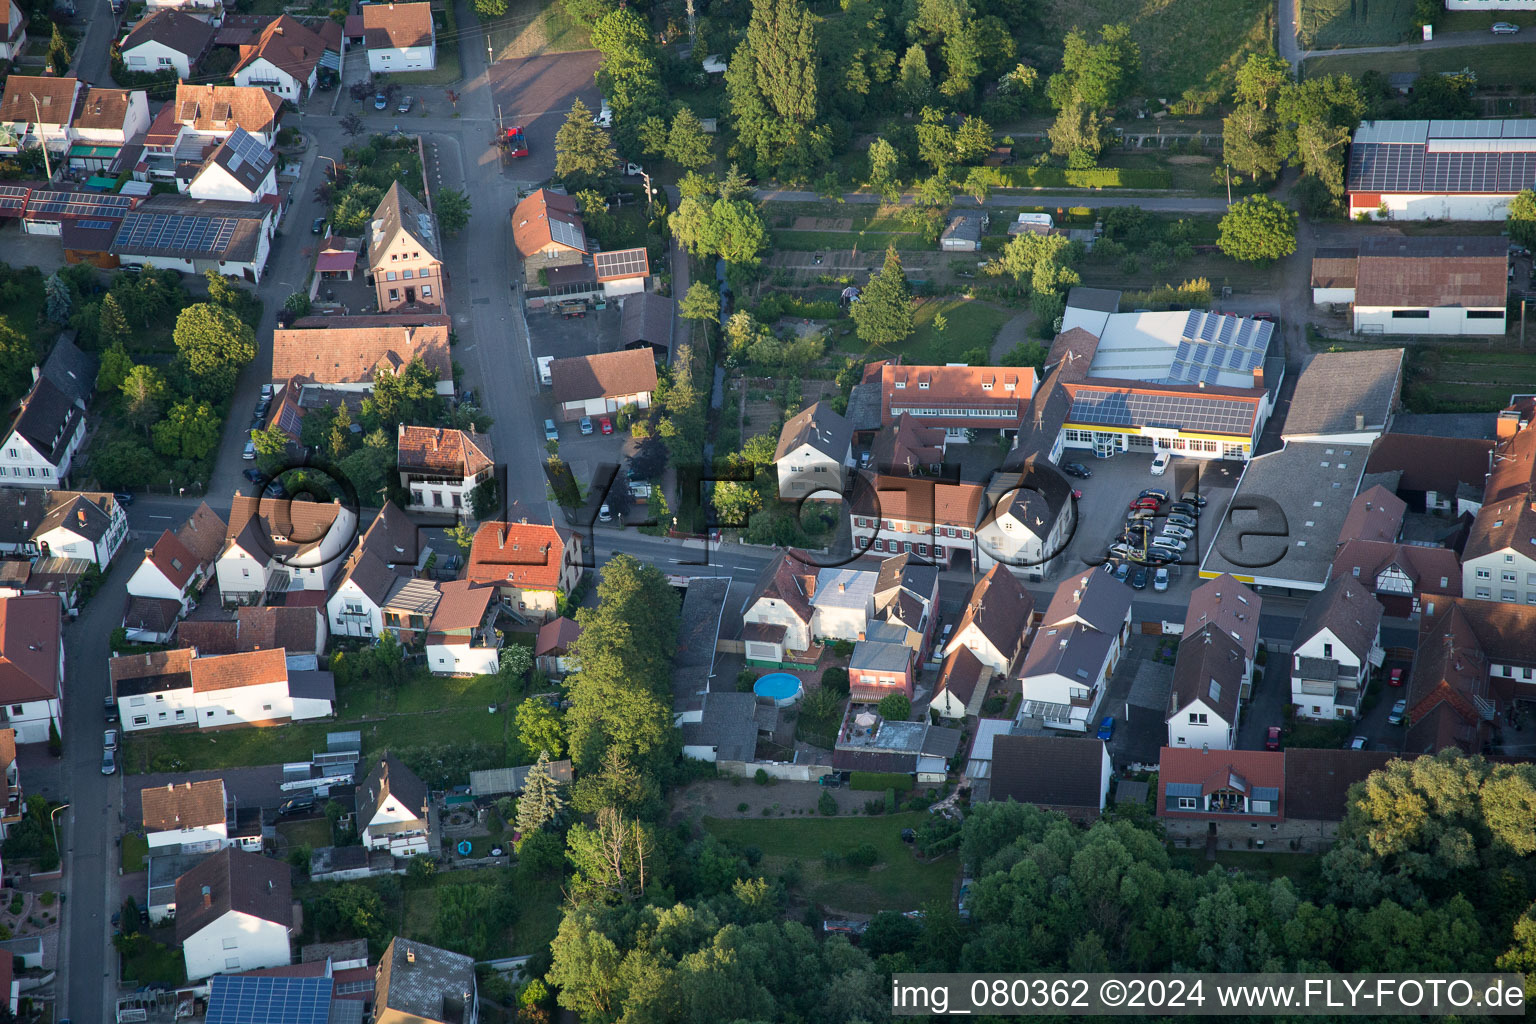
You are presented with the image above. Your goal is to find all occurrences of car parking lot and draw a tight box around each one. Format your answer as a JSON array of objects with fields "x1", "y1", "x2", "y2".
[{"x1": 1058, "y1": 449, "x2": 1243, "y2": 595}]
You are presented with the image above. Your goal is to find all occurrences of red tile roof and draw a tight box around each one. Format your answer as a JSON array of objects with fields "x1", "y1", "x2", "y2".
[
  {"x1": 142, "y1": 779, "x2": 226, "y2": 832},
  {"x1": 361, "y1": 1, "x2": 433, "y2": 49},
  {"x1": 511, "y1": 188, "x2": 586, "y2": 257},
  {"x1": 232, "y1": 14, "x2": 328, "y2": 83},
  {"x1": 146, "y1": 529, "x2": 199, "y2": 590},
  {"x1": 396, "y1": 425, "x2": 493, "y2": 477},
  {"x1": 851, "y1": 475, "x2": 985, "y2": 530},
  {"x1": 879, "y1": 363, "x2": 1036, "y2": 430},
  {"x1": 428, "y1": 580, "x2": 495, "y2": 633},
  {"x1": 1183, "y1": 575, "x2": 1261, "y2": 657},
  {"x1": 173, "y1": 83, "x2": 282, "y2": 137},
  {"x1": 466, "y1": 522, "x2": 571, "y2": 590},
  {"x1": 535, "y1": 615, "x2": 580, "y2": 656},
  {"x1": 0, "y1": 595, "x2": 60, "y2": 703},
  {"x1": 1157, "y1": 746, "x2": 1285, "y2": 820},
  {"x1": 189, "y1": 648, "x2": 288, "y2": 692},
  {"x1": 272, "y1": 316, "x2": 451, "y2": 385}
]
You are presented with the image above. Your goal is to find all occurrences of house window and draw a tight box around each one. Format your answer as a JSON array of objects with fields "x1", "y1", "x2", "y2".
[
  {"x1": 1189, "y1": 713, "x2": 1207, "y2": 725},
  {"x1": 8, "y1": 705, "x2": 19, "y2": 715},
  {"x1": 403, "y1": 269, "x2": 413, "y2": 279},
  {"x1": 1477, "y1": 587, "x2": 1491, "y2": 599},
  {"x1": 1507, "y1": 554, "x2": 1516, "y2": 563},
  {"x1": 1391, "y1": 309, "x2": 1430, "y2": 319},
  {"x1": 1477, "y1": 568, "x2": 1491, "y2": 579},
  {"x1": 262, "y1": 704, "x2": 272, "y2": 711},
  {"x1": 389, "y1": 289, "x2": 400, "y2": 301},
  {"x1": 225, "y1": 957, "x2": 241, "y2": 970},
  {"x1": 1177, "y1": 797, "x2": 1196, "y2": 809},
  {"x1": 175, "y1": 710, "x2": 185, "y2": 720},
  {"x1": 386, "y1": 271, "x2": 397, "y2": 281},
  {"x1": 1503, "y1": 590, "x2": 1517, "y2": 602},
  {"x1": 1251, "y1": 800, "x2": 1271, "y2": 813},
  {"x1": 223, "y1": 937, "x2": 238, "y2": 950},
  {"x1": 1504, "y1": 571, "x2": 1517, "y2": 583},
  {"x1": 132, "y1": 716, "x2": 147, "y2": 726},
  {"x1": 1322, "y1": 643, "x2": 1333, "y2": 658},
  {"x1": 420, "y1": 267, "x2": 431, "y2": 277}
]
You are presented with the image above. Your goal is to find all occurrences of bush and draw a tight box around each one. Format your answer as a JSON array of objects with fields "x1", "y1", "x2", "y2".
[
  {"x1": 753, "y1": 292, "x2": 842, "y2": 321},
  {"x1": 738, "y1": 668, "x2": 758, "y2": 692},
  {"x1": 845, "y1": 843, "x2": 880, "y2": 869},
  {"x1": 981, "y1": 695, "x2": 1006, "y2": 715},
  {"x1": 967, "y1": 165, "x2": 1171, "y2": 190},
  {"x1": 820, "y1": 667, "x2": 850, "y2": 696},
  {"x1": 818, "y1": 791, "x2": 838, "y2": 816},
  {"x1": 877, "y1": 694, "x2": 911, "y2": 721},
  {"x1": 863, "y1": 798, "x2": 885, "y2": 814},
  {"x1": 850, "y1": 771, "x2": 914, "y2": 792},
  {"x1": 831, "y1": 640, "x2": 855, "y2": 658},
  {"x1": 754, "y1": 768, "x2": 770, "y2": 786},
  {"x1": 737, "y1": 802, "x2": 749, "y2": 812}
]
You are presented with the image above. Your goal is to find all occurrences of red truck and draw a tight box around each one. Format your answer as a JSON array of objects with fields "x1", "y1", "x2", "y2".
[{"x1": 505, "y1": 125, "x2": 528, "y2": 158}]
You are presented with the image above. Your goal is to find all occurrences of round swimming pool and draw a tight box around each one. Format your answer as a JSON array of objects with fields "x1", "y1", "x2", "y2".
[{"x1": 754, "y1": 672, "x2": 804, "y2": 707}]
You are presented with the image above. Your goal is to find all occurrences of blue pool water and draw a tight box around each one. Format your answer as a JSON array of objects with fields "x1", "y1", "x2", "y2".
[{"x1": 754, "y1": 672, "x2": 804, "y2": 705}]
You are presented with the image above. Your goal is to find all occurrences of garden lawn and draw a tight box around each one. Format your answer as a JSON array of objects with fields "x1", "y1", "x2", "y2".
[
  {"x1": 393, "y1": 868, "x2": 560, "y2": 959},
  {"x1": 486, "y1": 0, "x2": 591, "y2": 58},
  {"x1": 122, "y1": 672, "x2": 521, "y2": 773},
  {"x1": 121, "y1": 832, "x2": 148, "y2": 872},
  {"x1": 1305, "y1": 336, "x2": 1536, "y2": 413},
  {"x1": 881, "y1": 298, "x2": 1013, "y2": 365},
  {"x1": 121, "y1": 935, "x2": 186, "y2": 986},
  {"x1": 705, "y1": 811, "x2": 958, "y2": 914},
  {"x1": 1302, "y1": 44, "x2": 1536, "y2": 91},
  {"x1": 1029, "y1": 0, "x2": 1271, "y2": 105},
  {"x1": 1297, "y1": 0, "x2": 1414, "y2": 48},
  {"x1": 278, "y1": 818, "x2": 334, "y2": 850}
]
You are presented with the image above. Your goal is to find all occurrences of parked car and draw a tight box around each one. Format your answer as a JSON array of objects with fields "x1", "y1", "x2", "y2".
[
  {"x1": 1096, "y1": 716, "x2": 1115, "y2": 741},
  {"x1": 1061, "y1": 462, "x2": 1092, "y2": 479},
  {"x1": 1139, "y1": 489, "x2": 1169, "y2": 502},
  {"x1": 311, "y1": 216, "x2": 326, "y2": 234},
  {"x1": 1134, "y1": 549, "x2": 1178, "y2": 566},
  {"x1": 1150, "y1": 537, "x2": 1187, "y2": 553},
  {"x1": 1388, "y1": 667, "x2": 1404, "y2": 686},
  {"x1": 243, "y1": 467, "x2": 264, "y2": 484},
  {"x1": 1108, "y1": 543, "x2": 1136, "y2": 560},
  {"x1": 818, "y1": 773, "x2": 841, "y2": 787},
  {"x1": 1114, "y1": 561, "x2": 1130, "y2": 582},
  {"x1": 1129, "y1": 566, "x2": 1149, "y2": 590},
  {"x1": 599, "y1": 416, "x2": 613, "y2": 435},
  {"x1": 278, "y1": 796, "x2": 315, "y2": 816},
  {"x1": 1180, "y1": 491, "x2": 1208, "y2": 507},
  {"x1": 544, "y1": 419, "x2": 559, "y2": 442},
  {"x1": 1126, "y1": 509, "x2": 1157, "y2": 522},
  {"x1": 260, "y1": 384, "x2": 273, "y2": 401},
  {"x1": 103, "y1": 695, "x2": 118, "y2": 723},
  {"x1": 1349, "y1": 736, "x2": 1369, "y2": 750},
  {"x1": 1151, "y1": 451, "x2": 1172, "y2": 475},
  {"x1": 1251, "y1": 312, "x2": 1277, "y2": 323},
  {"x1": 1128, "y1": 497, "x2": 1160, "y2": 512},
  {"x1": 1492, "y1": 21, "x2": 1520, "y2": 33},
  {"x1": 1388, "y1": 699, "x2": 1408, "y2": 725},
  {"x1": 101, "y1": 749, "x2": 117, "y2": 775},
  {"x1": 900, "y1": 828, "x2": 916, "y2": 844},
  {"x1": 103, "y1": 729, "x2": 118, "y2": 751},
  {"x1": 1169, "y1": 501, "x2": 1200, "y2": 518},
  {"x1": 1153, "y1": 567, "x2": 1169, "y2": 592},
  {"x1": 374, "y1": 92, "x2": 388, "y2": 110},
  {"x1": 1167, "y1": 513, "x2": 1198, "y2": 529},
  {"x1": 1071, "y1": 488, "x2": 1083, "y2": 500},
  {"x1": 505, "y1": 125, "x2": 528, "y2": 157},
  {"x1": 1265, "y1": 725, "x2": 1282, "y2": 751},
  {"x1": 579, "y1": 416, "x2": 594, "y2": 435},
  {"x1": 592, "y1": 103, "x2": 614, "y2": 128},
  {"x1": 113, "y1": 492, "x2": 134, "y2": 506},
  {"x1": 623, "y1": 161, "x2": 644, "y2": 176},
  {"x1": 242, "y1": 441, "x2": 257, "y2": 460},
  {"x1": 598, "y1": 503, "x2": 612, "y2": 522},
  {"x1": 1160, "y1": 524, "x2": 1194, "y2": 540},
  {"x1": 397, "y1": 94, "x2": 413, "y2": 113}
]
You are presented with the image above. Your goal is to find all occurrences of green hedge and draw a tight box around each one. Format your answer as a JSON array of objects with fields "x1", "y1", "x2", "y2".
[
  {"x1": 973, "y1": 166, "x2": 1172, "y2": 190},
  {"x1": 850, "y1": 771, "x2": 914, "y2": 792}
]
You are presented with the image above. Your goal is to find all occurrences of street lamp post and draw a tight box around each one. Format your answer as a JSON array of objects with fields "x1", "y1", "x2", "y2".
[{"x1": 49, "y1": 802, "x2": 68, "y2": 860}]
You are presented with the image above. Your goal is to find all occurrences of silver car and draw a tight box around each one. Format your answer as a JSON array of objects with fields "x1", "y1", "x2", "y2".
[
  {"x1": 1492, "y1": 21, "x2": 1520, "y2": 34},
  {"x1": 1150, "y1": 537, "x2": 1187, "y2": 553},
  {"x1": 1161, "y1": 524, "x2": 1194, "y2": 540},
  {"x1": 102, "y1": 748, "x2": 117, "y2": 775}
]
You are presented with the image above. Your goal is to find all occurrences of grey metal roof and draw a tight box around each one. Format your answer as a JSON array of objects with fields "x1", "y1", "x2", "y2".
[
  {"x1": 40, "y1": 332, "x2": 96, "y2": 407},
  {"x1": 377, "y1": 938, "x2": 477, "y2": 1024},
  {"x1": 1283, "y1": 349, "x2": 1403, "y2": 439},
  {"x1": 1200, "y1": 442, "x2": 1371, "y2": 589},
  {"x1": 1065, "y1": 286, "x2": 1121, "y2": 313},
  {"x1": 683, "y1": 691, "x2": 759, "y2": 762},
  {"x1": 1019, "y1": 569, "x2": 1132, "y2": 684},
  {"x1": 673, "y1": 575, "x2": 729, "y2": 702},
  {"x1": 989, "y1": 734, "x2": 1106, "y2": 811},
  {"x1": 467, "y1": 758, "x2": 573, "y2": 796},
  {"x1": 849, "y1": 638, "x2": 911, "y2": 673},
  {"x1": 845, "y1": 381, "x2": 883, "y2": 432}
]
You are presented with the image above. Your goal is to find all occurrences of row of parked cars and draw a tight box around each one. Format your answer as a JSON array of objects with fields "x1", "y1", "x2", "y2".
[{"x1": 1103, "y1": 488, "x2": 1207, "y2": 587}]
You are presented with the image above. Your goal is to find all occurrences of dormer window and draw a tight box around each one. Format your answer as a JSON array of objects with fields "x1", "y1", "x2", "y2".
[
  {"x1": 918, "y1": 382, "x2": 929, "y2": 389},
  {"x1": 894, "y1": 381, "x2": 906, "y2": 389},
  {"x1": 982, "y1": 382, "x2": 992, "y2": 390}
]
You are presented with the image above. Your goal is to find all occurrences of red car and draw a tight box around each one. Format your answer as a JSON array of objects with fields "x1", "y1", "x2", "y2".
[
  {"x1": 599, "y1": 416, "x2": 613, "y2": 435},
  {"x1": 1388, "y1": 667, "x2": 1404, "y2": 686},
  {"x1": 1071, "y1": 488, "x2": 1083, "y2": 500},
  {"x1": 505, "y1": 125, "x2": 528, "y2": 158},
  {"x1": 1252, "y1": 312, "x2": 1277, "y2": 323},
  {"x1": 1265, "y1": 726, "x2": 1282, "y2": 751},
  {"x1": 1128, "y1": 497, "x2": 1160, "y2": 512}
]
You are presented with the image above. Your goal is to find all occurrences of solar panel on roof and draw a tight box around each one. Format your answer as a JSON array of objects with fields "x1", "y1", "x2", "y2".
[
  {"x1": 1502, "y1": 119, "x2": 1536, "y2": 139},
  {"x1": 1068, "y1": 389, "x2": 1258, "y2": 435},
  {"x1": 74, "y1": 218, "x2": 117, "y2": 230},
  {"x1": 224, "y1": 126, "x2": 272, "y2": 171},
  {"x1": 28, "y1": 191, "x2": 133, "y2": 218},
  {"x1": 115, "y1": 210, "x2": 244, "y2": 256},
  {"x1": 205, "y1": 976, "x2": 334, "y2": 1024},
  {"x1": 1430, "y1": 119, "x2": 1503, "y2": 139},
  {"x1": 1353, "y1": 120, "x2": 1430, "y2": 145},
  {"x1": 1499, "y1": 152, "x2": 1536, "y2": 192},
  {"x1": 593, "y1": 248, "x2": 648, "y2": 278}
]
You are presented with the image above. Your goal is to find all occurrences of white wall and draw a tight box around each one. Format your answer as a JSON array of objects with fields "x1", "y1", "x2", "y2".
[
  {"x1": 6, "y1": 698, "x2": 59, "y2": 745},
  {"x1": 234, "y1": 59, "x2": 311, "y2": 101},
  {"x1": 124, "y1": 39, "x2": 195, "y2": 80},
  {"x1": 776, "y1": 443, "x2": 849, "y2": 500},
  {"x1": 216, "y1": 545, "x2": 269, "y2": 603},
  {"x1": 1464, "y1": 550, "x2": 1536, "y2": 603},
  {"x1": 0, "y1": 422, "x2": 80, "y2": 487},
  {"x1": 1353, "y1": 193, "x2": 1514, "y2": 221},
  {"x1": 1354, "y1": 305, "x2": 1506, "y2": 336},
  {"x1": 189, "y1": 162, "x2": 276, "y2": 203},
  {"x1": 1291, "y1": 626, "x2": 1373, "y2": 720},
  {"x1": 1166, "y1": 697, "x2": 1233, "y2": 750},
  {"x1": 127, "y1": 559, "x2": 187, "y2": 606},
  {"x1": 183, "y1": 913, "x2": 290, "y2": 980},
  {"x1": 406, "y1": 478, "x2": 471, "y2": 513},
  {"x1": 363, "y1": 792, "x2": 427, "y2": 852},
  {"x1": 428, "y1": 642, "x2": 498, "y2": 676},
  {"x1": 367, "y1": 44, "x2": 435, "y2": 72},
  {"x1": 1445, "y1": 0, "x2": 1536, "y2": 8},
  {"x1": 743, "y1": 600, "x2": 809, "y2": 654},
  {"x1": 194, "y1": 680, "x2": 293, "y2": 728},
  {"x1": 120, "y1": 687, "x2": 197, "y2": 731},
  {"x1": 328, "y1": 582, "x2": 382, "y2": 639},
  {"x1": 146, "y1": 823, "x2": 227, "y2": 851},
  {"x1": 1312, "y1": 286, "x2": 1355, "y2": 305},
  {"x1": 36, "y1": 514, "x2": 126, "y2": 567},
  {"x1": 944, "y1": 625, "x2": 1009, "y2": 677}
]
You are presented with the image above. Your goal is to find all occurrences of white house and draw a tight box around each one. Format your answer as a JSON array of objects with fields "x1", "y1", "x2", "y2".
[
  {"x1": 126, "y1": 529, "x2": 204, "y2": 610},
  {"x1": 1309, "y1": 237, "x2": 1509, "y2": 336},
  {"x1": 110, "y1": 647, "x2": 334, "y2": 732},
  {"x1": 67, "y1": 87, "x2": 152, "y2": 175},
  {"x1": 425, "y1": 581, "x2": 500, "y2": 677},
  {"x1": 1184, "y1": 574, "x2": 1263, "y2": 698},
  {"x1": 930, "y1": 645, "x2": 987, "y2": 720},
  {"x1": 1290, "y1": 575, "x2": 1384, "y2": 720},
  {"x1": 1462, "y1": 412, "x2": 1536, "y2": 605},
  {"x1": 1166, "y1": 625, "x2": 1245, "y2": 751},
  {"x1": 397, "y1": 425, "x2": 494, "y2": 515},
  {"x1": 32, "y1": 492, "x2": 128, "y2": 567},
  {"x1": 358, "y1": 753, "x2": 430, "y2": 857},
  {"x1": 121, "y1": 9, "x2": 216, "y2": 77},
  {"x1": 942, "y1": 564, "x2": 1034, "y2": 677},
  {"x1": 111, "y1": 195, "x2": 275, "y2": 284},
  {"x1": 0, "y1": 76, "x2": 81, "y2": 158},
  {"x1": 0, "y1": 595, "x2": 63, "y2": 745},
  {"x1": 1015, "y1": 569, "x2": 1132, "y2": 732},
  {"x1": 327, "y1": 502, "x2": 423, "y2": 640},
  {"x1": 141, "y1": 779, "x2": 228, "y2": 853},
  {"x1": 362, "y1": 1, "x2": 435, "y2": 72},
  {"x1": 187, "y1": 126, "x2": 276, "y2": 203},
  {"x1": 741, "y1": 552, "x2": 815, "y2": 665},
  {"x1": 464, "y1": 521, "x2": 582, "y2": 623},
  {"x1": 975, "y1": 458, "x2": 1076, "y2": 582},
  {"x1": 773, "y1": 401, "x2": 853, "y2": 502},
  {"x1": 0, "y1": 0, "x2": 28, "y2": 62},
  {"x1": 216, "y1": 495, "x2": 358, "y2": 605},
  {"x1": 1346, "y1": 119, "x2": 1536, "y2": 221},
  {"x1": 0, "y1": 376, "x2": 87, "y2": 489},
  {"x1": 175, "y1": 847, "x2": 292, "y2": 980},
  {"x1": 231, "y1": 15, "x2": 326, "y2": 102}
]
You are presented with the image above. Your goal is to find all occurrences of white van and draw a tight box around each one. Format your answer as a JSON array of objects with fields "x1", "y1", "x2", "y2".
[
  {"x1": 537, "y1": 355, "x2": 554, "y2": 386},
  {"x1": 592, "y1": 101, "x2": 613, "y2": 128}
]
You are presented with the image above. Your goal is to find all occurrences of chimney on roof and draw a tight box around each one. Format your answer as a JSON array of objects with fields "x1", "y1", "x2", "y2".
[
  {"x1": 838, "y1": 582, "x2": 845, "y2": 593},
  {"x1": 201, "y1": 885, "x2": 212, "y2": 908},
  {"x1": 407, "y1": 948, "x2": 416, "y2": 964},
  {"x1": 1355, "y1": 413, "x2": 1365, "y2": 431}
]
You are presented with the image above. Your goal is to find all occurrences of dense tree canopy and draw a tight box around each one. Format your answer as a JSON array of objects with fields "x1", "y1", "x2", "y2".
[{"x1": 1218, "y1": 194, "x2": 1298, "y2": 262}]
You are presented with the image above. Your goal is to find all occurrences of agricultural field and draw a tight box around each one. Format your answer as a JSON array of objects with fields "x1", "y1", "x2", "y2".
[
  {"x1": 1027, "y1": 0, "x2": 1272, "y2": 109},
  {"x1": 705, "y1": 812, "x2": 959, "y2": 914},
  {"x1": 1298, "y1": 0, "x2": 1415, "y2": 48}
]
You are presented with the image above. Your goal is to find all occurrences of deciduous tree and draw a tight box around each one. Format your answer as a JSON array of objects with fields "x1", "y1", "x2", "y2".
[
  {"x1": 173, "y1": 302, "x2": 256, "y2": 403},
  {"x1": 516, "y1": 700, "x2": 566, "y2": 759},
  {"x1": 678, "y1": 280, "x2": 721, "y2": 324},
  {"x1": 152, "y1": 399, "x2": 221, "y2": 461},
  {"x1": 434, "y1": 188, "x2": 471, "y2": 235},
  {"x1": 1217, "y1": 194, "x2": 1297, "y2": 263}
]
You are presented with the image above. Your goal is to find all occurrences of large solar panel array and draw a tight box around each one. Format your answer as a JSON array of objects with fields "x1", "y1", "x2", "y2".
[
  {"x1": 27, "y1": 190, "x2": 133, "y2": 218},
  {"x1": 205, "y1": 976, "x2": 334, "y2": 1024},
  {"x1": 1348, "y1": 119, "x2": 1536, "y2": 193},
  {"x1": 114, "y1": 210, "x2": 240, "y2": 256},
  {"x1": 74, "y1": 218, "x2": 118, "y2": 231},
  {"x1": 593, "y1": 247, "x2": 647, "y2": 279},
  {"x1": 0, "y1": 185, "x2": 28, "y2": 212},
  {"x1": 1163, "y1": 311, "x2": 1270, "y2": 387},
  {"x1": 1068, "y1": 388, "x2": 1259, "y2": 436}
]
